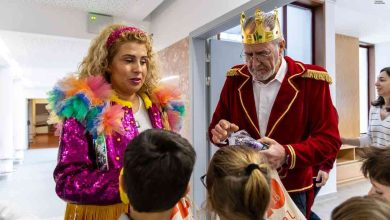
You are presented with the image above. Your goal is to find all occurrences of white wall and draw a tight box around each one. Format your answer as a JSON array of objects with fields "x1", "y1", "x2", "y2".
[
  {"x1": 316, "y1": 0, "x2": 337, "y2": 196},
  {"x1": 13, "y1": 80, "x2": 28, "y2": 161},
  {"x1": 375, "y1": 42, "x2": 390, "y2": 76},
  {"x1": 0, "y1": 67, "x2": 14, "y2": 174},
  {"x1": 150, "y1": 0, "x2": 250, "y2": 51}
]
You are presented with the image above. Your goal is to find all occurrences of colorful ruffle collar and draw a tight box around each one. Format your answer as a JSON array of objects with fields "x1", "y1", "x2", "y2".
[{"x1": 47, "y1": 75, "x2": 185, "y2": 137}]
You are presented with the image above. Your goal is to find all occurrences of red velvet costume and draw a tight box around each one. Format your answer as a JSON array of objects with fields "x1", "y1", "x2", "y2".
[{"x1": 209, "y1": 56, "x2": 341, "y2": 215}]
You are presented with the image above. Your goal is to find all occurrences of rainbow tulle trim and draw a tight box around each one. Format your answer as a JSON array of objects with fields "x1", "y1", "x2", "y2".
[
  {"x1": 150, "y1": 83, "x2": 185, "y2": 132},
  {"x1": 47, "y1": 75, "x2": 185, "y2": 136},
  {"x1": 47, "y1": 75, "x2": 122, "y2": 137}
]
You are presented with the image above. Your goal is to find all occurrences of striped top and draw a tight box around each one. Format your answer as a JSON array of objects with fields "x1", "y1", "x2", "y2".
[{"x1": 360, "y1": 106, "x2": 390, "y2": 148}]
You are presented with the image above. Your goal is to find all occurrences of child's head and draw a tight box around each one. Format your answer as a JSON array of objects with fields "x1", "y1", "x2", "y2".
[
  {"x1": 331, "y1": 196, "x2": 390, "y2": 220},
  {"x1": 122, "y1": 129, "x2": 196, "y2": 212},
  {"x1": 360, "y1": 147, "x2": 390, "y2": 201},
  {"x1": 205, "y1": 146, "x2": 271, "y2": 220}
]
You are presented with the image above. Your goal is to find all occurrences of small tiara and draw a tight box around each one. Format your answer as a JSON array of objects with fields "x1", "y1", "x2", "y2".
[{"x1": 106, "y1": 26, "x2": 145, "y2": 48}]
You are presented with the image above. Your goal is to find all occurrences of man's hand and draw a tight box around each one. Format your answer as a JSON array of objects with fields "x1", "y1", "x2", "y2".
[
  {"x1": 210, "y1": 119, "x2": 239, "y2": 144},
  {"x1": 259, "y1": 137, "x2": 286, "y2": 169},
  {"x1": 315, "y1": 170, "x2": 329, "y2": 187}
]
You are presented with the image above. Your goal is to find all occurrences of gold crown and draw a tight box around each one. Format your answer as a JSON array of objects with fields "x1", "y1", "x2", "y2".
[{"x1": 241, "y1": 8, "x2": 282, "y2": 44}]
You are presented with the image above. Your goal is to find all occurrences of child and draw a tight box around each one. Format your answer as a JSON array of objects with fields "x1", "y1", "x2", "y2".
[
  {"x1": 119, "y1": 129, "x2": 196, "y2": 220},
  {"x1": 331, "y1": 196, "x2": 390, "y2": 220},
  {"x1": 204, "y1": 145, "x2": 271, "y2": 220},
  {"x1": 360, "y1": 147, "x2": 390, "y2": 201}
]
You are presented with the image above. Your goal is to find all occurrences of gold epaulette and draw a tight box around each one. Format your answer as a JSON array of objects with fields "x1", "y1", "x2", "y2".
[
  {"x1": 226, "y1": 68, "x2": 239, "y2": 76},
  {"x1": 301, "y1": 69, "x2": 333, "y2": 84}
]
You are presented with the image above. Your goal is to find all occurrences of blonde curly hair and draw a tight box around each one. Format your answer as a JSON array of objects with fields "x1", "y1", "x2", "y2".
[{"x1": 78, "y1": 24, "x2": 159, "y2": 95}]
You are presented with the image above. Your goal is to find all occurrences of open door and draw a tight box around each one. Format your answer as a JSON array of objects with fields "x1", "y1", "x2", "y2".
[
  {"x1": 28, "y1": 99, "x2": 58, "y2": 149},
  {"x1": 208, "y1": 39, "x2": 243, "y2": 159}
]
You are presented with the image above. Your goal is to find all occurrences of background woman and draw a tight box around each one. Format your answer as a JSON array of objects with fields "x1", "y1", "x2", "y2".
[{"x1": 342, "y1": 67, "x2": 390, "y2": 148}]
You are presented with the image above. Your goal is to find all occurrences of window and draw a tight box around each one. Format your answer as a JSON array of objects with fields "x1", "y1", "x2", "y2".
[{"x1": 285, "y1": 4, "x2": 313, "y2": 64}]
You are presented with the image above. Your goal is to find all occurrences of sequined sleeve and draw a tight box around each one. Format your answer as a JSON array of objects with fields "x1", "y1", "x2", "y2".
[{"x1": 53, "y1": 118, "x2": 121, "y2": 205}]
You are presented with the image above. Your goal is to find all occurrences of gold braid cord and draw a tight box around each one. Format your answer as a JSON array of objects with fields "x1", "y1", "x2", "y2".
[
  {"x1": 226, "y1": 68, "x2": 239, "y2": 77},
  {"x1": 301, "y1": 69, "x2": 333, "y2": 84}
]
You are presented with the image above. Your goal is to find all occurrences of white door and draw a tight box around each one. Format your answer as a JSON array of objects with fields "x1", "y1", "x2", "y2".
[{"x1": 208, "y1": 39, "x2": 243, "y2": 159}]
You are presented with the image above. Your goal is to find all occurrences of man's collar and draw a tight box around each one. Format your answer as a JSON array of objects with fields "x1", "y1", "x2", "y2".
[{"x1": 274, "y1": 57, "x2": 287, "y2": 83}]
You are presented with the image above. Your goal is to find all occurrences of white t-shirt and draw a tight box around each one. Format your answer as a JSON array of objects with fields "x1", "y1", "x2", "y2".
[
  {"x1": 360, "y1": 106, "x2": 390, "y2": 148},
  {"x1": 133, "y1": 96, "x2": 153, "y2": 133}
]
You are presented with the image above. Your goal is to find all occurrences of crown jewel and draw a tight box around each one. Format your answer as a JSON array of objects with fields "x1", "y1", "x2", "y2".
[{"x1": 240, "y1": 9, "x2": 282, "y2": 44}]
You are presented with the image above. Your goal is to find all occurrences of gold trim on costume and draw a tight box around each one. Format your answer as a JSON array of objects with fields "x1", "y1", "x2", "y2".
[
  {"x1": 65, "y1": 203, "x2": 128, "y2": 220},
  {"x1": 287, "y1": 144, "x2": 296, "y2": 169},
  {"x1": 237, "y1": 66, "x2": 261, "y2": 137},
  {"x1": 287, "y1": 183, "x2": 313, "y2": 193},
  {"x1": 267, "y1": 63, "x2": 305, "y2": 137},
  {"x1": 238, "y1": 65, "x2": 250, "y2": 77},
  {"x1": 302, "y1": 69, "x2": 333, "y2": 84},
  {"x1": 226, "y1": 68, "x2": 239, "y2": 76},
  {"x1": 140, "y1": 93, "x2": 152, "y2": 109},
  {"x1": 119, "y1": 168, "x2": 130, "y2": 204},
  {"x1": 111, "y1": 94, "x2": 132, "y2": 108}
]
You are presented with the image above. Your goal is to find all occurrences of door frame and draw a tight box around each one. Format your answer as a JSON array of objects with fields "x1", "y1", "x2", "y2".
[{"x1": 188, "y1": 0, "x2": 294, "y2": 208}]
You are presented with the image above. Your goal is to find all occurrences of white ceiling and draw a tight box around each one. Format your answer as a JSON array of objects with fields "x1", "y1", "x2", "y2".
[
  {"x1": 0, "y1": 30, "x2": 90, "y2": 88},
  {"x1": 335, "y1": 0, "x2": 390, "y2": 44},
  {"x1": 20, "y1": 0, "x2": 165, "y2": 20}
]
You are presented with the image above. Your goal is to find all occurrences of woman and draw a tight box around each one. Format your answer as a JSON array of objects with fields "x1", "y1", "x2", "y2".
[
  {"x1": 48, "y1": 24, "x2": 185, "y2": 219},
  {"x1": 204, "y1": 146, "x2": 271, "y2": 220},
  {"x1": 342, "y1": 67, "x2": 390, "y2": 148}
]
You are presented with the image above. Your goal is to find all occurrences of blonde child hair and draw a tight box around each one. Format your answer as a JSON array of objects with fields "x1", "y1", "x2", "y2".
[
  {"x1": 206, "y1": 146, "x2": 271, "y2": 220},
  {"x1": 331, "y1": 196, "x2": 390, "y2": 220}
]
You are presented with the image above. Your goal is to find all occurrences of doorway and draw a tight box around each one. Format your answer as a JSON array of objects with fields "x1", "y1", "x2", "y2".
[
  {"x1": 28, "y1": 99, "x2": 58, "y2": 149},
  {"x1": 189, "y1": 0, "x2": 293, "y2": 209}
]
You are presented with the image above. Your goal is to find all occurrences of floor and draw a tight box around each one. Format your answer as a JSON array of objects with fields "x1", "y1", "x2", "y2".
[
  {"x1": 311, "y1": 179, "x2": 371, "y2": 220},
  {"x1": 0, "y1": 148, "x2": 65, "y2": 220},
  {"x1": 29, "y1": 133, "x2": 59, "y2": 149},
  {"x1": 0, "y1": 148, "x2": 371, "y2": 220}
]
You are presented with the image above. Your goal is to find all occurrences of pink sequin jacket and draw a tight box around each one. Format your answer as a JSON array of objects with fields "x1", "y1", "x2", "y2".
[
  {"x1": 48, "y1": 75, "x2": 183, "y2": 205},
  {"x1": 54, "y1": 104, "x2": 162, "y2": 204}
]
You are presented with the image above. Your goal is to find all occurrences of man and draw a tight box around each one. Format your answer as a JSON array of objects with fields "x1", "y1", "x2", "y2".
[
  {"x1": 209, "y1": 9, "x2": 341, "y2": 218},
  {"x1": 119, "y1": 129, "x2": 196, "y2": 220}
]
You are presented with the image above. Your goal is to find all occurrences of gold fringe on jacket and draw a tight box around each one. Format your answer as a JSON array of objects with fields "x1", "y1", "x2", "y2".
[
  {"x1": 301, "y1": 69, "x2": 333, "y2": 84},
  {"x1": 65, "y1": 203, "x2": 128, "y2": 220}
]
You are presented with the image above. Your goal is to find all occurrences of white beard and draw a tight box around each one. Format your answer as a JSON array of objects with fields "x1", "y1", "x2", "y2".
[{"x1": 250, "y1": 67, "x2": 276, "y2": 83}]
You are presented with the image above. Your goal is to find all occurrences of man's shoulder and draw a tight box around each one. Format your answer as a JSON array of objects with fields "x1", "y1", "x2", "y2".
[{"x1": 299, "y1": 63, "x2": 333, "y2": 84}]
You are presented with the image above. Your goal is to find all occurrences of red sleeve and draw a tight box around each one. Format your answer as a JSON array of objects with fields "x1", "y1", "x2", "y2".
[
  {"x1": 283, "y1": 80, "x2": 341, "y2": 170},
  {"x1": 319, "y1": 157, "x2": 336, "y2": 173},
  {"x1": 208, "y1": 77, "x2": 232, "y2": 147}
]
